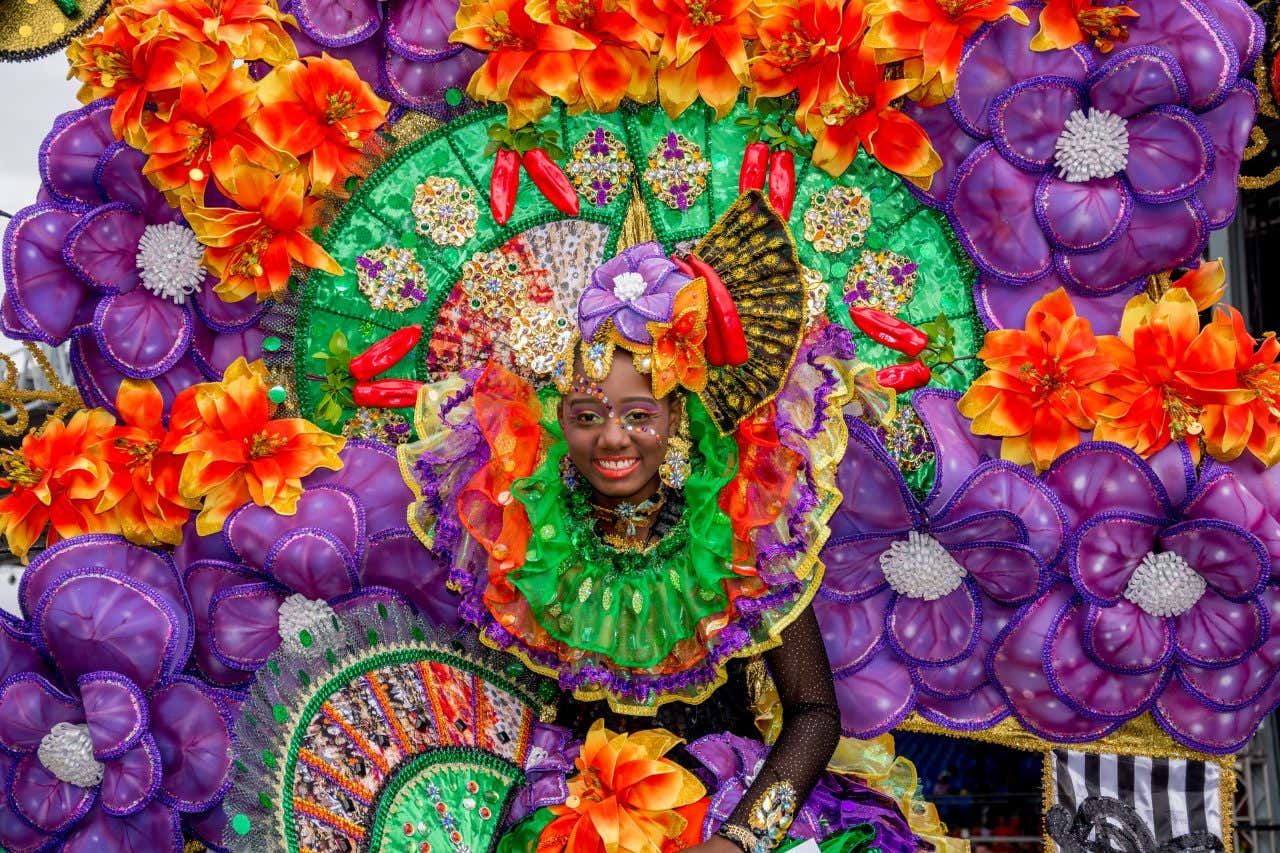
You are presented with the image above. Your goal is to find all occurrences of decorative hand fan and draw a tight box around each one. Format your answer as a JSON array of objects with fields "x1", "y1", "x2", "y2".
[{"x1": 222, "y1": 601, "x2": 564, "y2": 853}]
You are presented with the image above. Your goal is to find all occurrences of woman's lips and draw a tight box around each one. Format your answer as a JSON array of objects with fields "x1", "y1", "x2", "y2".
[{"x1": 593, "y1": 457, "x2": 640, "y2": 479}]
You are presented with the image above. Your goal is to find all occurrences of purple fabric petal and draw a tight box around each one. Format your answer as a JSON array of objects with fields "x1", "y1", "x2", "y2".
[
  {"x1": 1034, "y1": 175, "x2": 1131, "y2": 252},
  {"x1": 1123, "y1": 107, "x2": 1213, "y2": 203},
  {"x1": 95, "y1": 143, "x2": 175, "y2": 225},
  {"x1": 192, "y1": 278, "x2": 264, "y2": 332},
  {"x1": 1145, "y1": 441, "x2": 1197, "y2": 509},
  {"x1": 9, "y1": 752, "x2": 96, "y2": 833},
  {"x1": 263, "y1": 528, "x2": 359, "y2": 600},
  {"x1": 951, "y1": 542, "x2": 1042, "y2": 604},
  {"x1": 71, "y1": 338, "x2": 206, "y2": 415},
  {"x1": 975, "y1": 271, "x2": 1140, "y2": 335},
  {"x1": 887, "y1": 583, "x2": 979, "y2": 666},
  {"x1": 78, "y1": 673, "x2": 148, "y2": 760},
  {"x1": 916, "y1": 684, "x2": 1010, "y2": 730},
  {"x1": 183, "y1": 561, "x2": 258, "y2": 688},
  {"x1": 21, "y1": 536, "x2": 185, "y2": 621},
  {"x1": 208, "y1": 583, "x2": 285, "y2": 670},
  {"x1": 950, "y1": 144, "x2": 1052, "y2": 281},
  {"x1": 1161, "y1": 519, "x2": 1268, "y2": 598},
  {"x1": 1202, "y1": 0, "x2": 1264, "y2": 70},
  {"x1": 226, "y1": 485, "x2": 364, "y2": 571},
  {"x1": 902, "y1": 101, "x2": 979, "y2": 208},
  {"x1": 4, "y1": 205, "x2": 89, "y2": 343},
  {"x1": 916, "y1": 599, "x2": 1015, "y2": 698},
  {"x1": 1083, "y1": 598, "x2": 1172, "y2": 672},
  {"x1": 931, "y1": 510, "x2": 1026, "y2": 550},
  {"x1": 1070, "y1": 512, "x2": 1161, "y2": 604},
  {"x1": 189, "y1": 321, "x2": 266, "y2": 380},
  {"x1": 0, "y1": 616, "x2": 51, "y2": 685},
  {"x1": 0, "y1": 756, "x2": 54, "y2": 853},
  {"x1": 387, "y1": 0, "x2": 460, "y2": 58},
  {"x1": 932, "y1": 462, "x2": 1064, "y2": 562},
  {"x1": 816, "y1": 588, "x2": 890, "y2": 674},
  {"x1": 1043, "y1": 443, "x2": 1171, "y2": 527},
  {"x1": 99, "y1": 736, "x2": 161, "y2": 817},
  {"x1": 93, "y1": 290, "x2": 193, "y2": 380},
  {"x1": 39, "y1": 99, "x2": 114, "y2": 207},
  {"x1": 611, "y1": 308, "x2": 657, "y2": 346},
  {"x1": 914, "y1": 390, "x2": 1002, "y2": 508},
  {"x1": 832, "y1": 648, "x2": 915, "y2": 738},
  {"x1": 1124, "y1": 0, "x2": 1238, "y2": 110},
  {"x1": 1048, "y1": 600, "x2": 1164, "y2": 719},
  {"x1": 290, "y1": 0, "x2": 380, "y2": 46},
  {"x1": 0, "y1": 673, "x2": 82, "y2": 753},
  {"x1": 149, "y1": 679, "x2": 232, "y2": 812},
  {"x1": 363, "y1": 531, "x2": 460, "y2": 630},
  {"x1": 1195, "y1": 82, "x2": 1259, "y2": 228},
  {"x1": 1088, "y1": 47, "x2": 1188, "y2": 117},
  {"x1": 988, "y1": 77, "x2": 1081, "y2": 171},
  {"x1": 65, "y1": 203, "x2": 145, "y2": 294},
  {"x1": 305, "y1": 442, "x2": 414, "y2": 536},
  {"x1": 60, "y1": 800, "x2": 182, "y2": 853},
  {"x1": 1178, "y1": 586, "x2": 1280, "y2": 707},
  {"x1": 828, "y1": 426, "x2": 918, "y2": 538},
  {"x1": 1057, "y1": 198, "x2": 1207, "y2": 293},
  {"x1": 820, "y1": 535, "x2": 894, "y2": 601},
  {"x1": 1154, "y1": 674, "x2": 1270, "y2": 754},
  {"x1": 382, "y1": 48, "x2": 485, "y2": 110},
  {"x1": 1185, "y1": 467, "x2": 1280, "y2": 571},
  {"x1": 1174, "y1": 593, "x2": 1265, "y2": 666}
]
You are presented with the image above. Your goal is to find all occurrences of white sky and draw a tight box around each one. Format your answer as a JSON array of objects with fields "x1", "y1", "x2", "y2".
[{"x1": 0, "y1": 54, "x2": 81, "y2": 217}]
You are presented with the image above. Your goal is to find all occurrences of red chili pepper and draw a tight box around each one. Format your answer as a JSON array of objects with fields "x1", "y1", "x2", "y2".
[
  {"x1": 521, "y1": 148, "x2": 580, "y2": 217},
  {"x1": 848, "y1": 307, "x2": 929, "y2": 356},
  {"x1": 353, "y1": 379, "x2": 424, "y2": 408},
  {"x1": 739, "y1": 142, "x2": 769, "y2": 195},
  {"x1": 349, "y1": 325, "x2": 423, "y2": 381},
  {"x1": 688, "y1": 254, "x2": 748, "y2": 366},
  {"x1": 489, "y1": 148, "x2": 520, "y2": 225},
  {"x1": 672, "y1": 255, "x2": 726, "y2": 365},
  {"x1": 876, "y1": 360, "x2": 932, "y2": 392},
  {"x1": 767, "y1": 149, "x2": 796, "y2": 219}
]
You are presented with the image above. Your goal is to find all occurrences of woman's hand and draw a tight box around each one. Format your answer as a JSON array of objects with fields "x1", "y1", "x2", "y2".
[{"x1": 685, "y1": 836, "x2": 747, "y2": 853}]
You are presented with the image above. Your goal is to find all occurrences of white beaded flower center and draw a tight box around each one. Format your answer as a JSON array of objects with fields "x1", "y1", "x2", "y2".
[
  {"x1": 1124, "y1": 551, "x2": 1206, "y2": 617},
  {"x1": 277, "y1": 593, "x2": 339, "y2": 655},
  {"x1": 136, "y1": 222, "x2": 206, "y2": 304},
  {"x1": 879, "y1": 531, "x2": 967, "y2": 601},
  {"x1": 1054, "y1": 109, "x2": 1129, "y2": 183},
  {"x1": 38, "y1": 722, "x2": 104, "y2": 788},
  {"x1": 611, "y1": 271, "x2": 647, "y2": 302}
]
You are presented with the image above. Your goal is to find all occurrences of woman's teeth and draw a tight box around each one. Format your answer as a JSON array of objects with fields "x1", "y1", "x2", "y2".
[{"x1": 596, "y1": 458, "x2": 638, "y2": 470}]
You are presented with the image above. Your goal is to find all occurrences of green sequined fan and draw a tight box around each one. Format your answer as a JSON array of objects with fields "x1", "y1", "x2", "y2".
[
  {"x1": 222, "y1": 602, "x2": 559, "y2": 853},
  {"x1": 272, "y1": 97, "x2": 981, "y2": 490}
]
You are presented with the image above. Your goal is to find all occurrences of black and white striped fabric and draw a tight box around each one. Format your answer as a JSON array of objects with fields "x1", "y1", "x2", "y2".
[{"x1": 1051, "y1": 749, "x2": 1223, "y2": 843}]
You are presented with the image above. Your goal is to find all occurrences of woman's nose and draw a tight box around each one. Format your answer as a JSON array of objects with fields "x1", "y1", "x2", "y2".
[{"x1": 598, "y1": 417, "x2": 631, "y2": 449}]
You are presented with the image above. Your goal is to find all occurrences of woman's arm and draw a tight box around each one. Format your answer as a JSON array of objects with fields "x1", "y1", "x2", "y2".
[{"x1": 716, "y1": 604, "x2": 841, "y2": 853}]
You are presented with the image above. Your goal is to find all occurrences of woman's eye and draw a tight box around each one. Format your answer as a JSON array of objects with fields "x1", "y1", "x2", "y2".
[
  {"x1": 624, "y1": 411, "x2": 655, "y2": 425},
  {"x1": 574, "y1": 412, "x2": 603, "y2": 425}
]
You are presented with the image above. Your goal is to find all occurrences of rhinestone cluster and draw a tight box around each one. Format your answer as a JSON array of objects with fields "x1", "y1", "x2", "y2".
[
  {"x1": 879, "y1": 531, "x2": 967, "y2": 601},
  {"x1": 877, "y1": 405, "x2": 936, "y2": 473},
  {"x1": 803, "y1": 186, "x2": 872, "y2": 253},
  {"x1": 1124, "y1": 551, "x2": 1206, "y2": 617},
  {"x1": 412, "y1": 176, "x2": 479, "y2": 246},
  {"x1": 136, "y1": 221, "x2": 207, "y2": 304},
  {"x1": 356, "y1": 246, "x2": 429, "y2": 313},
  {"x1": 38, "y1": 722, "x2": 104, "y2": 788},
  {"x1": 644, "y1": 132, "x2": 710, "y2": 211},
  {"x1": 800, "y1": 265, "x2": 830, "y2": 329},
  {"x1": 844, "y1": 249, "x2": 919, "y2": 315},
  {"x1": 342, "y1": 407, "x2": 412, "y2": 445},
  {"x1": 1054, "y1": 108, "x2": 1129, "y2": 183},
  {"x1": 568, "y1": 127, "x2": 633, "y2": 207},
  {"x1": 459, "y1": 248, "x2": 545, "y2": 316},
  {"x1": 507, "y1": 306, "x2": 575, "y2": 377},
  {"x1": 276, "y1": 594, "x2": 340, "y2": 655}
]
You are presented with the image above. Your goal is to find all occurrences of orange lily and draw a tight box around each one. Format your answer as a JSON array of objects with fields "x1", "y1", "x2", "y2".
[
  {"x1": 631, "y1": 0, "x2": 758, "y2": 119},
  {"x1": 122, "y1": 0, "x2": 298, "y2": 64},
  {"x1": 1094, "y1": 289, "x2": 1247, "y2": 459},
  {"x1": 539, "y1": 721, "x2": 707, "y2": 853},
  {"x1": 170, "y1": 358, "x2": 345, "y2": 536},
  {"x1": 864, "y1": 0, "x2": 1029, "y2": 106},
  {"x1": 958, "y1": 288, "x2": 1116, "y2": 472},
  {"x1": 1171, "y1": 259, "x2": 1227, "y2": 312},
  {"x1": 1199, "y1": 308, "x2": 1280, "y2": 465},
  {"x1": 644, "y1": 278, "x2": 709, "y2": 398},
  {"x1": 253, "y1": 56, "x2": 390, "y2": 193},
  {"x1": 99, "y1": 380, "x2": 197, "y2": 548},
  {"x1": 0, "y1": 410, "x2": 119, "y2": 562},
  {"x1": 750, "y1": 0, "x2": 867, "y2": 127},
  {"x1": 803, "y1": 41, "x2": 942, "y2": 183},
  {"x1": 183, "y1": 164, "x2": 341, "y2": 302},
  {"x1": 1031, "y1": 0, "x2": 1138, "y2": 53}
]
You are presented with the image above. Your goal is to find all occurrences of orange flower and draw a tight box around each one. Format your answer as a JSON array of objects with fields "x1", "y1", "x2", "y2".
[
  {"x1": 1094, "y1": 289, "x2": 1247, "y2": 459},
  {"x1": 1198, "y1": 308, "x2": 1280, "y2": 465},
  {"x1": 0, "y1": 410, "x2": 119, "y2": 562},
  {"x1": 631, "y1": 0, "x2": 758, "y2": 119},
  {"x1": 645, "y1": 278, "x2": 709, "y2": 398},
  {"x1": 864, "y1": 0, "x2": 1028, "y2": 106},
  {"x1": 750, "y1": 0, "x2": 866, "y2": 127},
  {"x1": 183, "y1": 164, "x2": 341, "y2": 302},
  {"x1": 539, "y1": 721, "x2": 707, "y2": 853},
  {"x1": 1171, "y1": 259, "x2": 1227, "y2": 312},
  {"x1": 253, "y1": 56, "x2": 390, "y2": 193},
  {"x1": 140, "y1": 64, "x2": 281, "y2": 203},
  {"x1": 98, "y1": 380, "x2": 196, "y2": 548},
  {"x1": 1031, "y1": 0, "x2": 1137, "y2": 53},
  {"x1": 958, "y1": 288, "x2": 1116, "y2": 472},
  {"x1": 803, "y1": 41, "x2": 942, "y2": 183},
  {"x1": 170, "y1": 358, "x2": 345, "y2": 536},
  {"x1": 122, "y1": 0, "x2": 298, "y2": 64},
  {"x1": 452, "y1": 0, "x2": 595, "y2": 126}
]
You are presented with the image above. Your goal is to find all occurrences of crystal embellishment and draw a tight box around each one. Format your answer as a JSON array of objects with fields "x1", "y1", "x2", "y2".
[
  {"x1": 357, "y1": 246, "x2": 429, "y2": 313},
  {"x1": 507, "y1": 307, "x2": 575, "y2": 377},
  {"x1": 277, "y1": 593, "x2": 341, "y2": 655},
  {"x1": 568, "y1": 127, "x2": 633, "y2": 207},
  {"x1": 412, "y1": 176, "x2": 479, "y2": 246},
  {"x1": 38, "y1": 722, "x2": 104, "y2": 788},
  {"x1": 803, "y1": 186, "x2": 871, "y2": 253},
  {"x1": 643, "y1": 132, "x2": 710, "y2": 211},
  {"x1": 1054, "y1": 108, "x2": 1130, "y2": 183},
  {"x1": 844, "y1": 249, "x2": 919, "y2": 315},
  {"x1": 1124, "y1": 551, "x2": 1206, "y2": 617},
  {"x1": 879, "y1": 531, "x2": 967, "y2": 601},
  {"x1": 136, "y1": 221, "x2": 206, "y2": 304}
]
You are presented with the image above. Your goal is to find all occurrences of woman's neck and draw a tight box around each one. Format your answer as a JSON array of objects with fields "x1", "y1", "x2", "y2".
[{"x1": 588, "y1": 475, "x2": 662, "y2": 510}]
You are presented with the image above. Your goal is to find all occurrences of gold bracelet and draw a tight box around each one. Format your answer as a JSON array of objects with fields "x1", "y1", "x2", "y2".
[{"x1": 717, "y1": 823, "x2": 760, "y2": 853}]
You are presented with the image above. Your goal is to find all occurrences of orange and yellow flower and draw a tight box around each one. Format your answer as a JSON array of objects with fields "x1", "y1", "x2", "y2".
[
  {"x1": 169, "y1": 358, "x2": 345, "y2": 536},
  {"x1": 1093, "y1": 289, "x2": 1246, "y2": 459},
  {"x1": 803, "y1": 41, "x2": 942, "y2": 183},
  {"x1": 1198, "y1": 308, "x2": 1280, "y2": 465},
  {"x1": 183, "y1": 164, "x2": 341, "y2": 302},
  {"x1": 0, "y1": 410, "x2": 119, "y2": 562},
  {"x1": 99, "y1": 380, "x2": 197, "y2": 548},
  {"x1": 539, "y1": 721, "x2": 708, "y2": 853},
  {"x1": 958, "y1": 288, "x2": 1117, "y2": 472},
  {"x1": 750, "y1": 0, "x2": 866, "y2": 122},
  {"x1": 1030, "y1": 0, "x2": 1138, "y2": 53},
  {"x1": 864, "y1": 0, "x2": 1029, "y2": 106},
  {"x1": 122, "y1": 0, "x2": 298, "y2": 64},
  {"x1": 645, "y1": 278, "x2": 709, "y2": 398},
  {"x1": 632, "y1": 0, "x2": 759, "y2": 119},
  {"x1": 1171, "y1": 259, "x2": 1227, "y2": 312},
  {"x1": 253, "y1": 56, "x2": 390, "y2": 193}
]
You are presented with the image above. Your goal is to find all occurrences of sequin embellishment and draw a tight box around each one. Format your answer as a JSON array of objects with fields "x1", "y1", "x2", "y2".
[
  {"x1": 803, "y1": 186, "x2": 871, "y2": 253},
  {"x1": 747, "y1": 781, "x2": 798, "y2": 853},
  {"x1": 568, "y1": 128, "x2": 633, "y2": 207},
  {"x1": 507, "y1": 307, "x2": 575, "y2": 378},
  {"x1": 343, "y1": 407, "x2": 412, "y2": 445},
  {"x1": 843, "y1": 249, "x2": 919, "y2": 315},
  {"x1": 644, "y1": 132, "x2": 710, "y2": 211},
  {"x1": 413, "y1": 177, "x2": 479, "y2": 246},
  {"x1": 876, "y1": 404, "x2": 935, "y2": 473},
  {"x1": 357, "y1": 246, "x2": 429, "y2": 313}
]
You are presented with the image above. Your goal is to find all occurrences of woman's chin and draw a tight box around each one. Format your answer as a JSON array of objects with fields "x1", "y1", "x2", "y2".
[{"x1": 583, "y1": 470, "x2": 657, "y2": 500}]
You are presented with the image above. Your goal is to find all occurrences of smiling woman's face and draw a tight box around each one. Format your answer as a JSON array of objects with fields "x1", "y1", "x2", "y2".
[{"x1": 559, "y1": 351, "x2": 673, "y2": 502}]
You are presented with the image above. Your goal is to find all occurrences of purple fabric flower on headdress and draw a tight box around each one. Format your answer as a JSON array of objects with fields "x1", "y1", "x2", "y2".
[
  {"x1": 177, "y1": 441, "x2": 456, "y2": 688},
  {"x1": 817, "y1": 391, "x2": 1064, "y2": 738},
  {"x1": 993, "y1": 442, "x2": 1280, "y2": 753},
  {"x1": 577, "y1": 241, "x2": 693, "y2": 345},
  {"x1": 277, "y1": 0, "x2": 483, "y2": 114},
  {"x1": 1, "y1": 99, "x2": 265, "y2": 416},
  {"x1": 0, "y1": 536, "x2": 232, "y2": 853},
  {"x1": 909, "y1": 0, "x2": 1261, "y2": 334}
]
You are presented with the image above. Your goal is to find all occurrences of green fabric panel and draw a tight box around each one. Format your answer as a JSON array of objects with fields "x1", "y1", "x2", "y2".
[
  {"x1": 621, "y1": 102, "x2": 717, "y2": 244},
  {"x1": 497, "y1": 808, "x2": 558, "y2": 853},
  {"x1": 559, "y1": 109, "x2": 635, "y2": 228},
  {"x1": 779, "y1": 823, "x2": 881, "y2": 853}
]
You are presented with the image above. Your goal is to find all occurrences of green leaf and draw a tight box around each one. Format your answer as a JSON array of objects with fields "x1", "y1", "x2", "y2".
[
  {"x1": 747, "y1": 127, "x2": 762, "y2": 145},
  {"x1": 542, "y1": 129, "x2": 559, "y2": 143},
  {"x1": 544, "y1": 143, "x2": 566, "y2": 160},
  {"x1": 311, "y1": 351, "x2": 329, "y2": 361},
  {"x1": 487, "y1": 124, "x2": 504, "y2": 139},
  {"x1": 483, "y1": 140, "x2": 500, "y2": 157},
  {"x1": 763, "y1": 124, "x2": 782, "y2": 139}
]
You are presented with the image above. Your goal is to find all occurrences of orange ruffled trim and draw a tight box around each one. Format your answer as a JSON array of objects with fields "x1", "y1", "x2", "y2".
[{"x1": 720, "y1": 402, "x2": 802, "y2": 565}]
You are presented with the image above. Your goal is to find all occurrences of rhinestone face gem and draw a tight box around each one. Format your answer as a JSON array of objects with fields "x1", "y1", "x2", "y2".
[
  {"x1": 567, "y1": 127, "x2": 633, "y2": 207},
  {"x1": 643, "y1": 132, "x2": 710, "y2": 211},
  {"x1": 135, "y1": 221, "x2": 207, "y2": 304},
  {"x1": 803, "y1": 186, "x2": 872, "y2": 254},
  {"x1": 1054, "y1": 108, "x2": 1130, "y2": 183},
  {"x1": 412, "y1": 176, "x2": 479, "y2": 246},
  {"x1": 843, "y1": 249, "x2": 919, "y2": 315},
  {"x1": 879, "y1": 531, "x2": 967, "y2": 601},
  {"x1": 356, "y1": 246, "x2": 429, "y2": 313},
  {"x1": 1124, "y1": 551, "x2": 1206, "y2": 617},
  {"x1": 38, "y1": 722, "x2": 104, "y2": 788}
]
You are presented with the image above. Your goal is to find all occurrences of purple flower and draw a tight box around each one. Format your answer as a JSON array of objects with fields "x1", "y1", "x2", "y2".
[
  {"x1": 577, "y1": 241, "x2": 692, "y2": 345},
  {"x1": 1, "y1": 99, "x2": 265, "y2": 416},
  {"x1": 0, "y1": 536, "x2": 232, "y2": 852},
  {"x1": 817, "y1": 391, "x2": 1064, "y2": 738},
  {"x1": 993, "y1": 443, "x2": 1280, "y2": 753},
  {"x1": 177, "y1": 441, "x2": 456, "y2": 688},
  {"x1": 910, "y1": 0, "x2": 1261, "y2": 333},
  {"x1": 279, "y1": 0, "x2": 483, "y2": 114}
]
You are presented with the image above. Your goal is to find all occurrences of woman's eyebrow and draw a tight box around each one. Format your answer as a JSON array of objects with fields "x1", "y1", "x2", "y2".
[{"x1": 617, "y1": 397, "x2": 659, "y2": 406}]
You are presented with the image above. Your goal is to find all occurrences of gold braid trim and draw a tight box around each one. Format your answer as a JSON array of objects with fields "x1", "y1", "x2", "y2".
[{"x1": 0, "y1": 343, "x2": 84, "y2": 437}]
